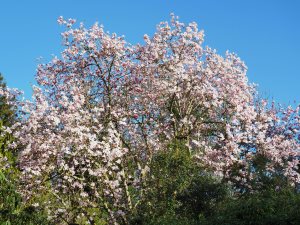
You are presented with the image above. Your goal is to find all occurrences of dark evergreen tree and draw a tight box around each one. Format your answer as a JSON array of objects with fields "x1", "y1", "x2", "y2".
[{"x1": 0, "y1": 73, "x2": 16, "y2": 127}]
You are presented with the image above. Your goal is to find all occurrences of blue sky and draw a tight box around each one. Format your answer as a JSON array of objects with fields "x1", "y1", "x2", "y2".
[{"x1": 0, "y1": 0, "x2": 299, "y2": 104}]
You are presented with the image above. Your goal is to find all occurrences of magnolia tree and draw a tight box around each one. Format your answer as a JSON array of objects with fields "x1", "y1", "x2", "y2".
[{"x1": 1, "y1": 15, "x2": 300, "y2": 224}]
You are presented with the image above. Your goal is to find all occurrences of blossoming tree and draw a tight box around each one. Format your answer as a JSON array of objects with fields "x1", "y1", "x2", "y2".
[{"x1": 1, "y1": 15, "x2": 300, "y2": 224}]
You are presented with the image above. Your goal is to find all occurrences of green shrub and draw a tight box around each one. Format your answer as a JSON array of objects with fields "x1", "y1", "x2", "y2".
[
  {"x1": 130, "y1": 140, "x2": 228, "y2": 225},
  {"x1": 208, "y1": 187, "x2": 300, "y2": 225}
]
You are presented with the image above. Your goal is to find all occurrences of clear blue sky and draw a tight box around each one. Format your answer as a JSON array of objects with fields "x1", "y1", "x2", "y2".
[{"x1": 1, "y1": 0, "x2": 299, "y2": 104}]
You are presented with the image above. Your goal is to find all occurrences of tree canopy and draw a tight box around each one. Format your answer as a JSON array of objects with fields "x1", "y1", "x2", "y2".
[{"x1": 1, "y1": 15, "x2": 300, "y2": 225}]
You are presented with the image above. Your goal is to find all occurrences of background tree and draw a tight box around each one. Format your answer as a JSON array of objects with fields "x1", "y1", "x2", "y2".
[{"x1": 0, "y1": 73, "x2": 17, "y2": 126}]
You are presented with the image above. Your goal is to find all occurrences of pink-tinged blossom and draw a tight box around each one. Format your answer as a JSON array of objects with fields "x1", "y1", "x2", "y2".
[{"x1": 1, "y1": 14, "x2": 299, "y2": 224}]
